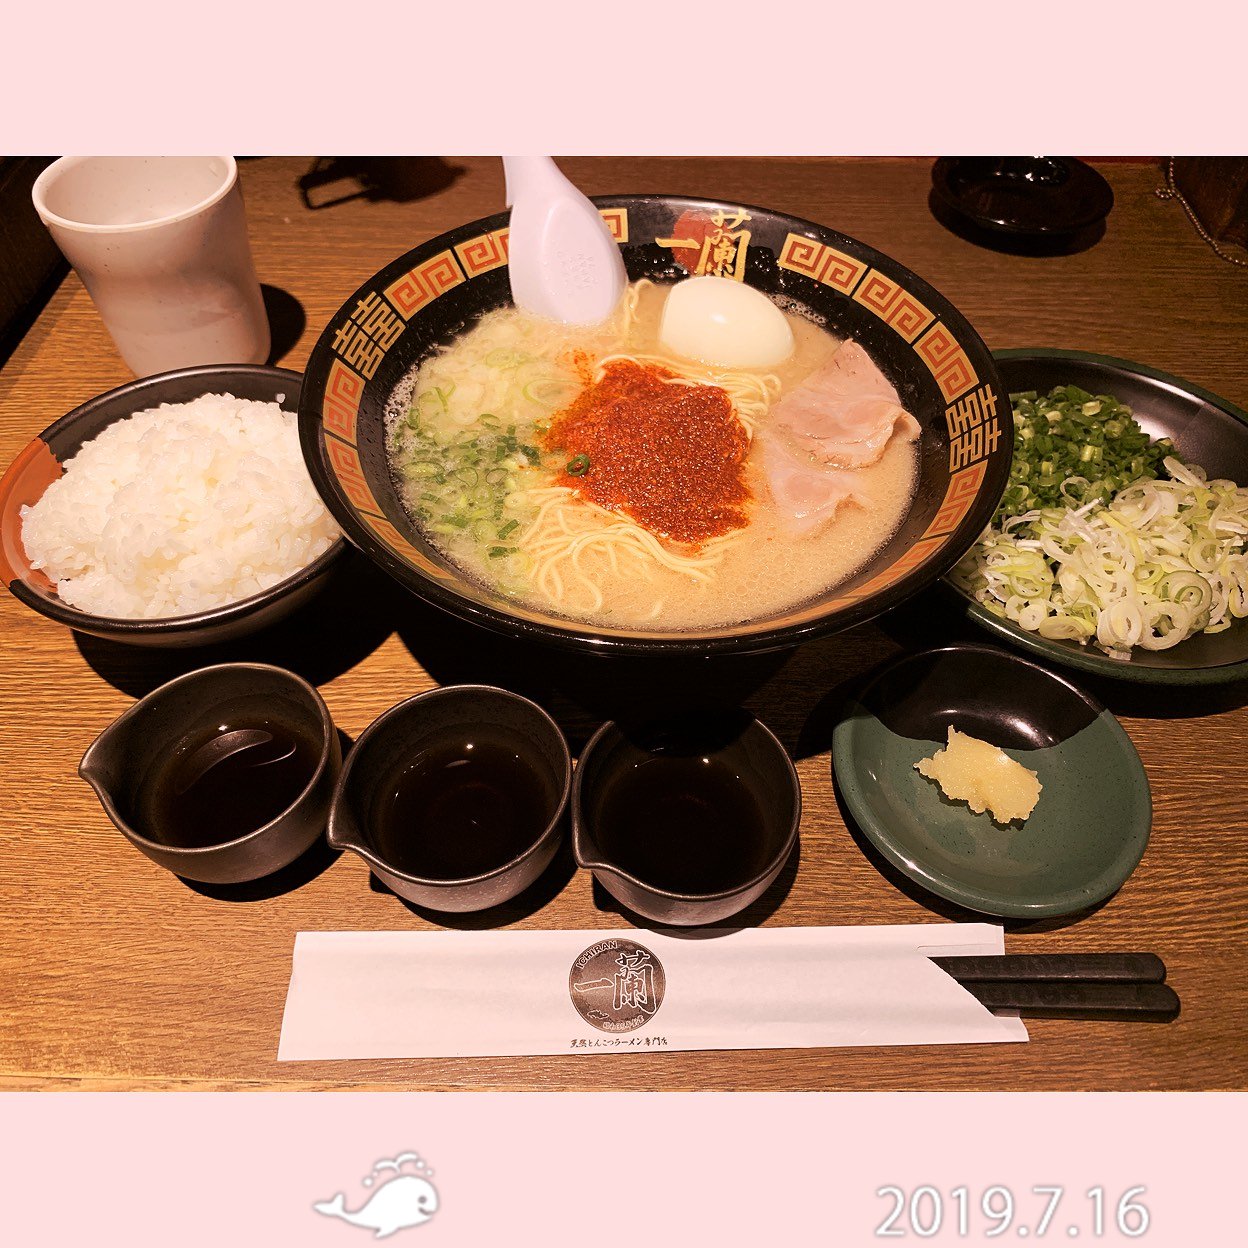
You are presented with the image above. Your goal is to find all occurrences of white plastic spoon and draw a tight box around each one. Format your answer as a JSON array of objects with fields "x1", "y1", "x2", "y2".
[{"x1": 502, "y1": 155, "x2": 627, "y2": 326}]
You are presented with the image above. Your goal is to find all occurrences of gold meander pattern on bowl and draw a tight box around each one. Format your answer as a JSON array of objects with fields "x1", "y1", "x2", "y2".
[
  {"x1": 455, "y1": 228, "x2": 510, "y2": 277},
  {"x1": 852, "y1": 270, "x2": 935, "y2": 344},
  {"x1": 915, "y1": 321, "x2": 979, "y2": 402},
  {"x1": 776, "y1": 234, "x2": 868, "y2": 293},
  {"x1": 384, "y1": 250, "x2": 466, "y2": 319},
  {"x1": 316, "y1": 208, "x2": 1001, "y2": 615}
]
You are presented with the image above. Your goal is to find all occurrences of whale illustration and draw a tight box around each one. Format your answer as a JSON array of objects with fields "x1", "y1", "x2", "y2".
[{"x1": 314, "y1": 1175, "x2": 439, "y2": 1238}]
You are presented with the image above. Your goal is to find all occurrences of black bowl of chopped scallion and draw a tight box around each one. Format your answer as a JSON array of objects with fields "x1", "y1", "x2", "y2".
[{"x1": 948, "y1": 349, "x2": 1248, "y2": 685}]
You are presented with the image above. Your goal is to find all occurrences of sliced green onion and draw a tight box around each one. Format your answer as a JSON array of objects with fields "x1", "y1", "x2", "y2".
[
  {"x1": 954, "y1": 429, "x2": 1246, "y2": 661},
  {"x1": 485, "y1": 349, "x2": 527, "y2": 369}
]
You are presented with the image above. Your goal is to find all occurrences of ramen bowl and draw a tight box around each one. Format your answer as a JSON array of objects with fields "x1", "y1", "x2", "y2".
[
  {"x1": 298, "y1": 195, "x2": 1011, "y2": 655},
  {"x1": 0, "y1": 365, "x2": 349, "y2": 647}
]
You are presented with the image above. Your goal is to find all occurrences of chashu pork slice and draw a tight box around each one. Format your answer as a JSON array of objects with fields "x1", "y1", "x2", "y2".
[
  {"x1": 762, "y1": 340, "x2": 921, "y2": 535},
  {"x1": 773, "y1": 340, "x2": 921, "y2": 468},
  {"x1": 761, "y1": 436, "x2": 867, "y2": 536}
]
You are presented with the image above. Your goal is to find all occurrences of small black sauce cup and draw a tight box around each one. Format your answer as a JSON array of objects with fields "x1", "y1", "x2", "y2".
[
  {"x1": 573, "y1": 710, "x2": 801, "y2": 926},
  {"x1": 328, "y1": 685, "x2": 571, "y2": 912},
  {"x1": 79, "y1": 663, "x2": 341, "y2": 884}
]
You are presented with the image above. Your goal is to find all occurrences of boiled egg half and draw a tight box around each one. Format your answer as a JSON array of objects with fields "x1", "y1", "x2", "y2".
[{"x1": 659, "y1": 275, "x2": 795, "y2": 369}]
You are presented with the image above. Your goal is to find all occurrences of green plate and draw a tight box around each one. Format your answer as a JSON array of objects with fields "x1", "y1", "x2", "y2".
[
  {"x1": 832, "y1": 644, "x2": 1152, "y2": 919},
  {"x1": 948, "y1": 348, "x2": 1248, "y2": 686}
]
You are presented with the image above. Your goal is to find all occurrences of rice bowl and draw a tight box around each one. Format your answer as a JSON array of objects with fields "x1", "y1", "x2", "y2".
[
  {"x1": 0, "y1": 365, "x2": 349, "y2": 647},
  {"x1": 21, "y1": 393, "x2": 340, "y2": 619}
]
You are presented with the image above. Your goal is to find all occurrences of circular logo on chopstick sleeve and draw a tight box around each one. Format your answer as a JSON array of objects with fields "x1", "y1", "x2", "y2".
[{"x1": 569, "y1": 939, "x2": 666, "y2": 1033}]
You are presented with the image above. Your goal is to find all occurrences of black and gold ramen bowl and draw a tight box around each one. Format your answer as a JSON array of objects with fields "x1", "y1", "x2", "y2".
[{"x1": 298, "y1": 195, "x2": 1012, "y2": 656}]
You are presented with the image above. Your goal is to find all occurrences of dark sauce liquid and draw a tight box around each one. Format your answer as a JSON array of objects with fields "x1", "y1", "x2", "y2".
[
  {"x1": 135, "y1": 719, "x2": 320, "y2": 848},
  {"x1": 595, "y1": 755, "x2": 770, "y2": 894},
  {"x1": 372, "y1": 738, "x2": 554, "y2": 879}
]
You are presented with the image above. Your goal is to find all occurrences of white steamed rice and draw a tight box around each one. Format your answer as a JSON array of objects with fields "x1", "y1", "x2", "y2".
[{"x1": 20, "y1": 393, "x2": 342, "y2": 619}]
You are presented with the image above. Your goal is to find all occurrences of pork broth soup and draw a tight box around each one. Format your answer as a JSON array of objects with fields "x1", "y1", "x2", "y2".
[{"x1": 385, "y1": 279, "x2": 920, "y2": 631}]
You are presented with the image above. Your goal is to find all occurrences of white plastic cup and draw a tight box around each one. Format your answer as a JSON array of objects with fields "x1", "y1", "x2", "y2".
[{"x1": 31, "y1": 156, "x2": 271, "y2": 377}]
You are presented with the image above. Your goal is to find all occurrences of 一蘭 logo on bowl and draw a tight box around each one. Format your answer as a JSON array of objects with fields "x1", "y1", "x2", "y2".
[
  {"x1": 658, "y1": 207, "x2": 752, "y2": 280},
  {"x1": 569, "y1": 939, "x2": 665, "y2": 1032}
]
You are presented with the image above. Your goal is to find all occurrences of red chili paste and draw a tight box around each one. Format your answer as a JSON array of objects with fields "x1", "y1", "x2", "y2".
[{"x1": 543, "y1": 359, "x2": 751, "y2": 545}]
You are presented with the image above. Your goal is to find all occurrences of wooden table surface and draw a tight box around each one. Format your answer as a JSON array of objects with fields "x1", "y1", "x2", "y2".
[{"x1": 2, "y1": 156, "x2": 1246, "y2": 1091}]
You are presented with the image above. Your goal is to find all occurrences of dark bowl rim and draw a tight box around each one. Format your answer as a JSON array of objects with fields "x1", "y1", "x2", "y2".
[
  {"x1": 832, "y1": 641, "x2": 1153, "y2": 919},
  {"x1": 328, "y1": 683, "x2": 573, "y2": 888},
  {"x1": 570, "y1": 712, "x2": 802, "y2": 903},
  {"x1": 949, "y1": 347, "x2": 1248, "y2": 686},
  {"x1": 78, "y1": 661, "x2": 337, "y2": 857},
  {"x1": 298, "y1": 192, "x2": 1011, "y2": 658},
  {"x1": 3, "y1": 363, "x2": 350, "y2": 635}
]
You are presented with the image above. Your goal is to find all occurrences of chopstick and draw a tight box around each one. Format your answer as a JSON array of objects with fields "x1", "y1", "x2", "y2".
[
  {"x1": 958, "y1": 981, "x2": 1180, "y2": 1022},
  {"x1": 929, "y1": 953, "x2": 1179, "y2": 1022},
  {"x1": 931, "y1": 952, "x2": 1166, "y2": 984}
]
